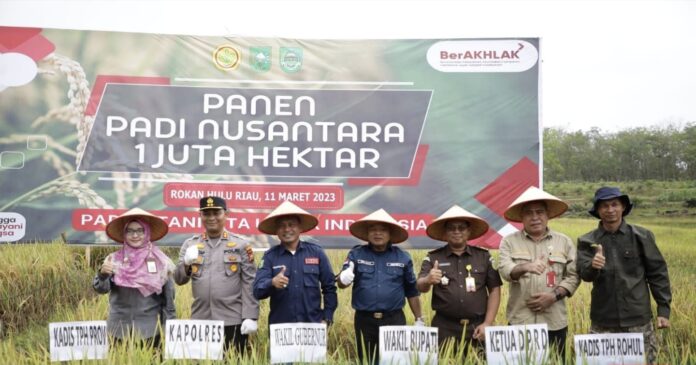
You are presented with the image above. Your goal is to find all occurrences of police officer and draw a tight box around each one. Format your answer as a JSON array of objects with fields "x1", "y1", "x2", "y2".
[
  {"x1": 337, "y1": 209, "x2": 423, "y2": 365},
  {"x1": 417, "y1": 205, "x2": 502, "y2": 354},
  {"x1": 252, "y1": 201, "x2": 337, "y2": 325},
  {"x1": 173, "y1": 196, "x2": 259, "y2": 355}
]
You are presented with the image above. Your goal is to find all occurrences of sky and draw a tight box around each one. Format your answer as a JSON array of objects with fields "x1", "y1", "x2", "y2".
[{"x1": 1, "y1": 0, "x2": 695, "y2": 132}]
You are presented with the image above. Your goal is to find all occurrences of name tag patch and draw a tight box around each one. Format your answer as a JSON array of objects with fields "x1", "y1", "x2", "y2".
[
  {"x1": 386, "y1": 262, "x2": 405, "y2": 268},
  {"x1": 438, "y1": 262, "x2": 451, "y2": 267},
  {"x1": 305, "y1": 257, "x2": 319, "y2": 265},
  {"x1": 357, "y1": 259, "x2": 375, "y2": 266}
]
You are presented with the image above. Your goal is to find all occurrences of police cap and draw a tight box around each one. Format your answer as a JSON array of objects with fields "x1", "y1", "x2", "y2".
[{"x1": 199, "y1": 196, "x2": 227, "y2": 211}]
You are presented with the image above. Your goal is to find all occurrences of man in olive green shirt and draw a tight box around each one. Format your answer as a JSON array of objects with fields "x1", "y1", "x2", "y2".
[
  {"x1": 498, "y1": 187, "x2": 579, "y2": 360},
  {"x1": 577, "y1": 186, "x2": 671, "y2": 365}
]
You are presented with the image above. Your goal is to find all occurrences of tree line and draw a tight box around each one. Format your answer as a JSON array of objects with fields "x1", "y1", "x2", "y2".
[{"x1": 543, "y1": 123, "x2": 696, "y2": 182}]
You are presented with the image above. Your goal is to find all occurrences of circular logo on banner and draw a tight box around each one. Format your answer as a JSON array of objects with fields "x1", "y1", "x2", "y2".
[
  {"x1": 0, "y1": 212, "x2": 26, "y2": 242},
  {"x1": 280, "y1": 47, "x2": 303, "y2": 73},
  {"x1": 213, "y1": 45, "x2": 241, "y2": 70}
]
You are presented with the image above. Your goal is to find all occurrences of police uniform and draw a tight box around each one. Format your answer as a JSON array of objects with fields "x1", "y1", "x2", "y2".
[
  {"x1": 419, "y1": 244, "x2": 502, "y2": 350},
  {"x1": 173, "y1": 197, "x2": 259, "y2": 353},
  {"x1": 342, "y1": 243, "x2": 420, "y2": 365},
  {"x1": 252, "y1": 240, "x2": 337, "y2": 324}
]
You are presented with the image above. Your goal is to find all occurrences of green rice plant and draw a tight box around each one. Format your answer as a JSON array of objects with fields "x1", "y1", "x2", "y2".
[
  {"x1": 1, "y1": 215, "x2": 695, "y2": 363},
  {"x1": 0, "y1": 243, "x2": 95, "y2": 339}
]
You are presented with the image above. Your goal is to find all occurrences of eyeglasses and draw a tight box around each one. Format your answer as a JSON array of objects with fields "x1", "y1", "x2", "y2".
[
  {"x1": 445, "y1": 224, "x2": 469, "y2": 232},
  {"x1": 126, "y1": 228, "x2": 145, "y2": 236}
]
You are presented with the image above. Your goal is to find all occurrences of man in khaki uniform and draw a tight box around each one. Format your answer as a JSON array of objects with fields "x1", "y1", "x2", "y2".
[
  {"x1": 498, "y1": 187, "x2": 579, "y2": 361},
  {"x1": 417, "y1": 205, "x2": 502, "y2": 354},
  {"x1": 174, "y1": 196, "x2": 259, "y2": 355}
]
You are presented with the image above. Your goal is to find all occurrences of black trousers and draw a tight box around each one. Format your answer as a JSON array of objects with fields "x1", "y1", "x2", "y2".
[
  {"x1": 431, "y1": 313, "x2": 485, "y2": 355},
  {"x1": 354, "y1": 310, "x2": 406, "y2": 365},
  {"x1": 548, "y1": 326, "x2": 568, "y2": 361},
  {"x1": 224, "y1": 324, "x2": 249, "y2": 356}
]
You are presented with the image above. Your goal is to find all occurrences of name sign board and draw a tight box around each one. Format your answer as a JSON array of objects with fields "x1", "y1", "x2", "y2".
[
  {"x1": 574, "y1": 333, "x2": 645, "y2": 365},
  {"x1": 269, "y1": 322, "x2": 327, "y2": 364},
  {"x1": 379, "y1": 325, "x2": 438, "y2": 365},
  {"x1": 485, "y1": 324, "x2": 549, "y2": 365},
  {"x1": 49, "y1": 321, "x2": 108, "y2": 362},
  {"x1": 164, "y1": 319, "x2": 224, "y2": 360}
]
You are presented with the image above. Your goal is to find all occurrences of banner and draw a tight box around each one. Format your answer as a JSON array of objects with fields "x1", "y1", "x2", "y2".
[
  {"x1": 379, "y1": 325, "x2": 438, "y2": 365},
  {"x1": 164, "y1": 319, "x2": 225, "y2": 360},
  {"x1": 269, "y1": 322, "x2": 327, "y2": 364},
  {"x1": 48, "y1": 321, "x2": 108, "y2": 362},
  {"x1": 0, "y1": 27, "x2": 541, "y2": 248}
]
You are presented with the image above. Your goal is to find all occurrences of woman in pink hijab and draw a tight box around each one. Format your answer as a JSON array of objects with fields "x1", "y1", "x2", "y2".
[{"x1": 93, "y1": 208, "x2": 176, "y2": 347}]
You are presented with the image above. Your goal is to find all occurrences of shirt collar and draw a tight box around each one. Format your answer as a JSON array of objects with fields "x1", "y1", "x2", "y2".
[
  {"x1": 280, "y1": 240, "x2": 304, "y2": 254},
  {"x1": 522, "y1": 228, "x2": 551, "y2": 241},
  {"x1": 445, "y1": 244, "x2": 471, "y2": 257},
  {"x1": 597, "y1": 220, "x2": 629, "y2": 236},
  {"x1": 368, "y1": 242, "x2": 393, "y2": 253}
]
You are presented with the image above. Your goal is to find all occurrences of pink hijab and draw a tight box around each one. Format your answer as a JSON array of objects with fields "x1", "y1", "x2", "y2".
[{"x1": 111, "y1": 219, "x2": 174, "y2": 297}]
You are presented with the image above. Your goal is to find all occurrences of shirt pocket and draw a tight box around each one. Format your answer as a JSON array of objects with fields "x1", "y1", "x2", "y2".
[
  {"x1": 548, "y1": 255, "x2": 568, "y2": 276},
  {"x1": 386, "y1": 264, "x2": 405, "y2": 281},
  {"x1": 223, "y1": 253, "x2": 242, "y2": 276},
  {"x1": 621, "y1": 247, "x2": 642, "y2": 274},
  {"x1": 303, "y1": 265, "x2": 320, "y2": 287},
  {"x1": 357, "y1": 263, "x2": 375, "y2": 278},
  {"x1": 511, "y1": 253, "x2": 532, "y2": 279},
  {"x1": 511, "y1": 252, "x2": 532, "y2": 262}
]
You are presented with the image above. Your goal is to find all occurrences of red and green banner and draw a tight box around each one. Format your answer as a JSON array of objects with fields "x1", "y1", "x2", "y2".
[{"x1": 0, "y1": 27, "x2": 540, "y2": 248}]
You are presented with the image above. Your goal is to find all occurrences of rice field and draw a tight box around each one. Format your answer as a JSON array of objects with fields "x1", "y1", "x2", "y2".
[{"x1": 1, "y1": 217, "x2": 694, "y2": 364}]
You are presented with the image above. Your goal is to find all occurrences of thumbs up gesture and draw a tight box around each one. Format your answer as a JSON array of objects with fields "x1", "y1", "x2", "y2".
[
  {"x1": 339, "y1": 261, "x2": 355, "y2": 286},
  {"x1": 591, "y1": 244, "x2": 606, "y2": 270},
  {"x1": 427, "y1": 260, "x2": 443, "y2": 285},
  {"x1": 100, "y1": 254, "x2": 114, "y2": 275},
  {"x1": 272, "y1": 266, "x2": 289, "y2": 289},
  {"x1": 183, "y1": 245, "x2": 199, "y2": 266}
]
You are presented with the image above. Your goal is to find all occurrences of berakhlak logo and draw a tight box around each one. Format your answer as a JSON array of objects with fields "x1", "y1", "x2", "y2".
[
  {"x1": 426, "y1": 40, "x2": 539, "y2": 73},
  {"x1": 0, "y1": 212, "x2": 26, "y2": 242},
  {"x1": 250, "y1": 46, "x2": 271, "y2": 72},
  {"x1": 213, "y1": 45, "x2": 241, "y2": 71},
  {"x1": 280, "y1": 47, "x2": 303, "y2": 73}
]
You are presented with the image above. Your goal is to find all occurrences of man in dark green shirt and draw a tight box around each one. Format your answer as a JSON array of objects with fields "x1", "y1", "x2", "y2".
[{"x1": 577, "y1": 187, "x2": 671, "y2": 365}]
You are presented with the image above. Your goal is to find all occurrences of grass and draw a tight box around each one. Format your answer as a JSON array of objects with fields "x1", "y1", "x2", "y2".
[{"x1": 1, "y1": 215, "x2": 695, "y2": 363}]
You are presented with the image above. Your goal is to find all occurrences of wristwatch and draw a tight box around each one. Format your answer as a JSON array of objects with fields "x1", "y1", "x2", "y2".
[{"x1": 554, "y1": 288, "x2": 564, "y2": 302}]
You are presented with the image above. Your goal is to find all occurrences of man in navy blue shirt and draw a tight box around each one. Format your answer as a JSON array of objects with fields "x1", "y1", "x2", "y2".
[
  {"x1": 338, "y1": 209, "x2": 423, "y2": 365},
  {"x1": 253, "y1": 201, "x2": 337, "y2": 325}
]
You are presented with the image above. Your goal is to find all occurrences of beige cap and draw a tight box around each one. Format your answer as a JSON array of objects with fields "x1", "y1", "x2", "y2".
[
  {"x1": 349, "y1": 209, "x2": 408, "y2": 244},
  {"x1": 504, "y1": 187, "x2": 569, "y2": 222},
  {"x1": 426, "y1": 205, "x2": 489, "y2": 241},
  {"x1": 105, "y1": 208, "x2": 168, "y2": 243},
  {"x1": 257, "y1": 201, "x2": 318, "y2": 234}
]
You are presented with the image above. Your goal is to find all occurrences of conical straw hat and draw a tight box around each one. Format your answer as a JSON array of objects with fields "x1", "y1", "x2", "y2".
[
  {"x1": 426, "y1": 205, "x2": 489, "y2": 241},
  {"x1": 257, "y1": 201, "x2": 318, "y2": 234},
  {"x1": 105, "y1": 208, "x2": 169, "y2": 243},
  {"x1": 504, "y1": 187, "x2": 569, "y2": 222},
  {"x1": 349, "y1": 209, "x2": 408, "y2": 244}
]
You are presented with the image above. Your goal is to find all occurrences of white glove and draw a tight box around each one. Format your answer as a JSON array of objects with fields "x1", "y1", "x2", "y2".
[
  {"x1": 414, "y1": 317, "x2": 426, "y2": 327},
  {"x1": 339, "y1": 261, "x2": 355, "y2": 286},
  {"x1": 240, "y1": 319, "x2": 258, "y2": 335},
  {"x1": 183, "y1": 245, "x2": 199, "y2": 266}
]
